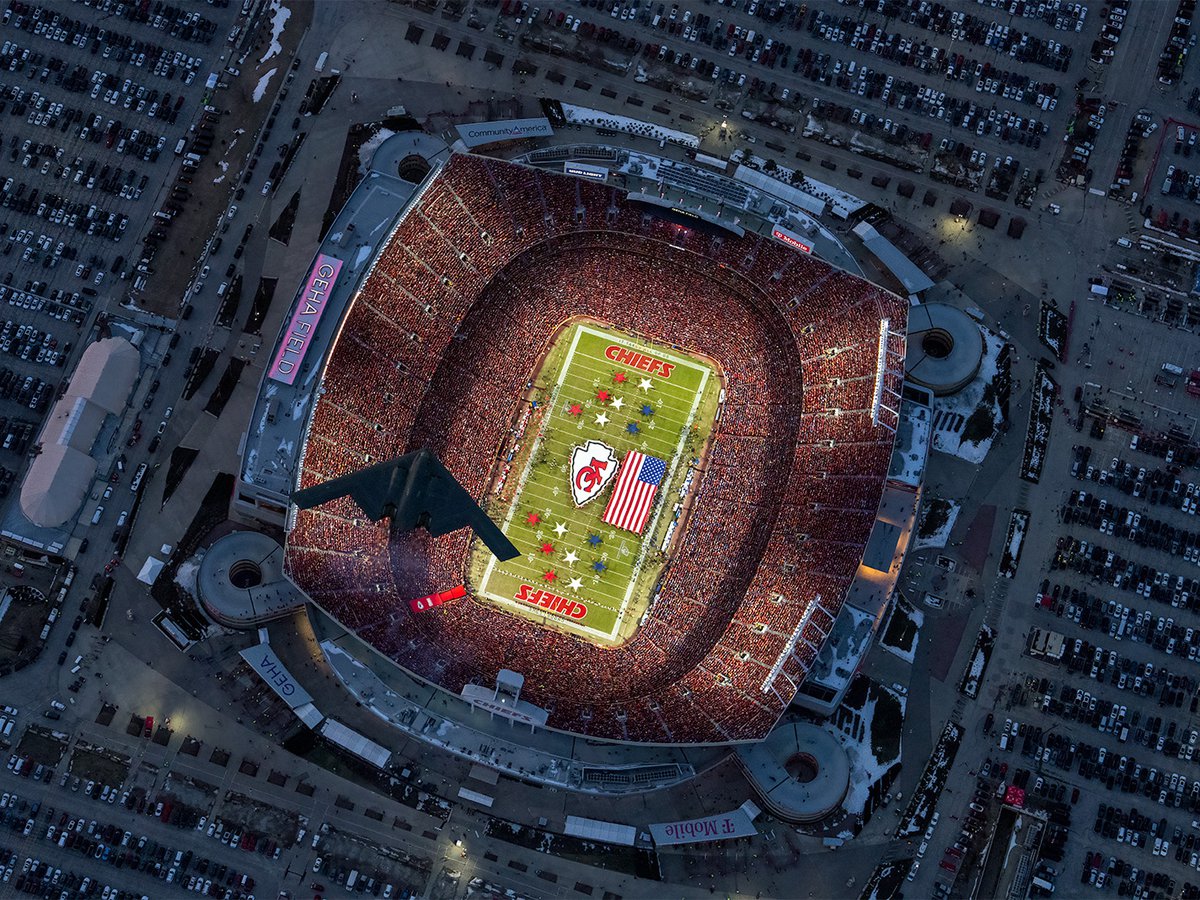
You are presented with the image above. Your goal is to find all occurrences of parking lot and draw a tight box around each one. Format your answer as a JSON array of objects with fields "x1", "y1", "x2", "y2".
[
  {"x1": 452, "y1": 0, "x2": 1100, "y2": 214},
  {"x1": 0, "y1": 707, "x2": 428, "y2": 900},
  {"x1": 903, "y1": 310, "x2": 1200, "y2": 899},
  {"x1": 0, "y1": 0, "x2": 245, "y2": 501},
  {"x1": 0, "y1": 771, "x2": 272, "y2": 900}
]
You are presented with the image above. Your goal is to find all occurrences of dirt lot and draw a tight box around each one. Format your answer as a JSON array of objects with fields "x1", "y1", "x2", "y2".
[
  {"x1": 217, "y1": 790, "x2": 299, "y2": 845},
  {"x1": 68, "y1": 741, "x2": 131, "y2": 787},
  {"x1": 0, "y1": 581, "x2": 58, "y2": 672},
  {"x1": 15, "y1": 726, "x2": 69, "y2": 768},
  {"x1": 163, "y1": 771, "x2": 220, "y2": 809},
  {"x1": 137, "y1": 0, "x2": 313, "y2": 318},
  {"x1": 318, "y1": 824, "x2": 431, "y2": 898}
]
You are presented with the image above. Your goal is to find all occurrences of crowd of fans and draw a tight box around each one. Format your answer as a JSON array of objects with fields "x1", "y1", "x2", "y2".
[{"x1": 285, "y1": 153, "x2": 907, "y2": 744}]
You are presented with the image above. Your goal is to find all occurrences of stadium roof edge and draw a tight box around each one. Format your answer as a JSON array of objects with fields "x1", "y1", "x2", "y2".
[{"x1": 238, "y1": 135, "x2": 450, "y2": 519}]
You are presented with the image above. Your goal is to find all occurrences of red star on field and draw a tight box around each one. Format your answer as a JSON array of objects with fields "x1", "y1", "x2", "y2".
[
  {"x1": 613, "y1": 371, "x2": 627, "y2": 383},
  {"x1": 543, "y1": 570, "x2": 557, "y2": 582},
  {"x1": 596, "y1": 389, "x2": 611, "y2": 403},
  {"x1": 540, "y1": 542, "x2": 555, "y2": 555},
  {"x1": 526, "y1": 513, "x2": 540, "y2": 525},
  {"x1": 568, "y1": 403, "x2": 582, "y2": 416}
]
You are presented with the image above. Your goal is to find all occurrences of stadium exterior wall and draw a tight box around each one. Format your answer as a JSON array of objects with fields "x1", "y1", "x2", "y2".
[
  {"x1": 302, "y1": 600, "x2": 729, "y2": 793},
  {"x1": 234, "y1": 150, "x2": 450, "y2": 528}
]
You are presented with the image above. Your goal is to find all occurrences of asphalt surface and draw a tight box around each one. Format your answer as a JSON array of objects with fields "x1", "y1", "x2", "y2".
[{"x1": 7, "y1": 1, "x2": 1200, "y2": 899}]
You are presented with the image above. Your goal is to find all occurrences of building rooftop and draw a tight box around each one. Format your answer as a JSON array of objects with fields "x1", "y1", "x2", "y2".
[
  {"x1": 888, "y1": 395, "x2": 933, "y2": 488},
  {"x1": 804, "y1": 604, "x2": 877, "y2": 697},
  {"x1": 240, "y1": 159, "x2": 436, "y2": 501},
  {"x1": 19, "y1": 337, "x2": 139, "y2": 529},
  {"x1": 852, "y1": 221, "x2": 936, "y2": 294}
]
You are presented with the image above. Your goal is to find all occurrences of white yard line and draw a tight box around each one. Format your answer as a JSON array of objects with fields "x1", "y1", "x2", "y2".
[
  {"x1": 478, "y1": 327, "x2": 586, "y2": 601},
  {"x1": 616, "y1": 364, "x2": 710, "y2": 626}
]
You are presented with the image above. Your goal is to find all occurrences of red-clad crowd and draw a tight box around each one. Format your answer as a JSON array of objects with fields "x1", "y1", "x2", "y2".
[{"x1": 284, "y1": 153, "x2": 908, "y2": 743}]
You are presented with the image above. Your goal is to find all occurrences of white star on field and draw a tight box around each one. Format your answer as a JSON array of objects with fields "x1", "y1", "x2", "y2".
[
  {"x1": 594, "y1": 412, "x2": 610, "y2": 426},
  {"x1": 567, "y1": 577, "x2": 584, "y2": 591},
  {"x1": 639, "y1": 377, "x2": 653, "y2": 391},
  {"x1": 610, "y1": 396, "x2": 625, "y2": 410},
  {"x1": 563, "y1": 550, "x2": 579, "y2": 565},
  {"x1": 554, "y1": 522, "x2": 568, "y2": 537}
]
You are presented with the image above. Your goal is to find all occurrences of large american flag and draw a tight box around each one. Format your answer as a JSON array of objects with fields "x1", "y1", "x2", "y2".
[{"x1": 602, "y1": 451, "x2": 666, "y2": 534}]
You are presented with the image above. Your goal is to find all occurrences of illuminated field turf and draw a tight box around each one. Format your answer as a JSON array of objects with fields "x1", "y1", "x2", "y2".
[{"x1": 468, "y1": 321, "x2": 721, "y2": 643}]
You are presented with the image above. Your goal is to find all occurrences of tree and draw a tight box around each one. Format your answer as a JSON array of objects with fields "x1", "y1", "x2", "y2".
[{"x1": 764, "y1": 158, "x2": 777, "y2": 172}]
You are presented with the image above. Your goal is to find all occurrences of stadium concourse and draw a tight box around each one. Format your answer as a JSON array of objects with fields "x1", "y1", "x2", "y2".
[{"x1": 284, "y1": 152, "x2": 907, "y2": 745}]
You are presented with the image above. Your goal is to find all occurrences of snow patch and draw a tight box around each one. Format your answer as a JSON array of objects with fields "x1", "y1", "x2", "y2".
[
  {"x1": 959, "y1": 625, "x2": 995, "y2": 699},
  {"x1": 173, "y1": 558, "x2": 199, "y2": 595},
  {"x1": 357, "y1": 127, "x2": 396, "y2": 175},
  {"x1": 561, "y1": 103, "x2": 699, "y2": 148},
  {"x1": 258, "y1": 0, "x2": 291, "y2": 65},
  {"x1": 880, "y1": 598, "x2": 924, "y2": 664},
  {"x1": 841, "y1": 696, "x2": 884, "y2": 813},
  {"x1": 998, "y1": 509, "x2": 1030, "y2": 578},
  {"x1": 913, "y1": 499, "x2": 961, "y2": 551},
  {"x1": 252, "y1": 68, "x2": 278, "y2": 104},
  {"x1": 930, "y1": 324, "x2": 1006, "y2": 464},
  {"x1": 1019, "y1": 365, "x2": 1056, "y2": 482}
]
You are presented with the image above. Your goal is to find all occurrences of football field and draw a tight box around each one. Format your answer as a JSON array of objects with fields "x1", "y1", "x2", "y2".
[{"x1": 469, "y1": 322, "x2": 720, "y2": 643}]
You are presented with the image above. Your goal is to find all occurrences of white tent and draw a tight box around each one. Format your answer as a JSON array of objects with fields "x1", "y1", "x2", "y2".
[{"x1": 136, "y1": 556, "x2": 164, "y2": 585}]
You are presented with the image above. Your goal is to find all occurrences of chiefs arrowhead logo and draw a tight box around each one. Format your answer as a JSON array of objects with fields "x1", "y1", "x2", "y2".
[{"x1": 570, "y1": 440, "x2": 618, "y2": 506}]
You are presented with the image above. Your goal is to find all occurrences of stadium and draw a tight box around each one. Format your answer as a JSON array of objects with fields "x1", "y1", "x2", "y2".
[{"x1": 265, "y1": 144, "x2": 911, "y2": 750}]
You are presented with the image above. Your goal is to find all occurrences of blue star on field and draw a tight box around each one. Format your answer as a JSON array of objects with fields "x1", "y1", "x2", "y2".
[
  {"x1": 587, "y1": 533, "x2": 603, "y2": 547},
  {"x1": 592, "y1": 560, "x2": 607, "y2": 573},
  {"x1": 641, "y1": 404, "x2": 655, "y2": 416},
  {"x1": 626, "y1": 422, "x2": 640, "y2": 434}
]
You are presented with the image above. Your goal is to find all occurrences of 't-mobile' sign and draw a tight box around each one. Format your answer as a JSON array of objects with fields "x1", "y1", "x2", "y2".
[
  {"x1": 648, "y1": 809, "x2": 758, "y2": 846},
  {"x1": 770, "y1": 226, "x2": 813, "y2": 254},
  {"x1": 268, "y1": 254, "x2": 344, "y2": 385}
]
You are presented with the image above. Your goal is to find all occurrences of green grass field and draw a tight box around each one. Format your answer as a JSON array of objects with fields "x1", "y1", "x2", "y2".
[{"x1": 468, "y1": 322, "x2": 720, "y2": 643}]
